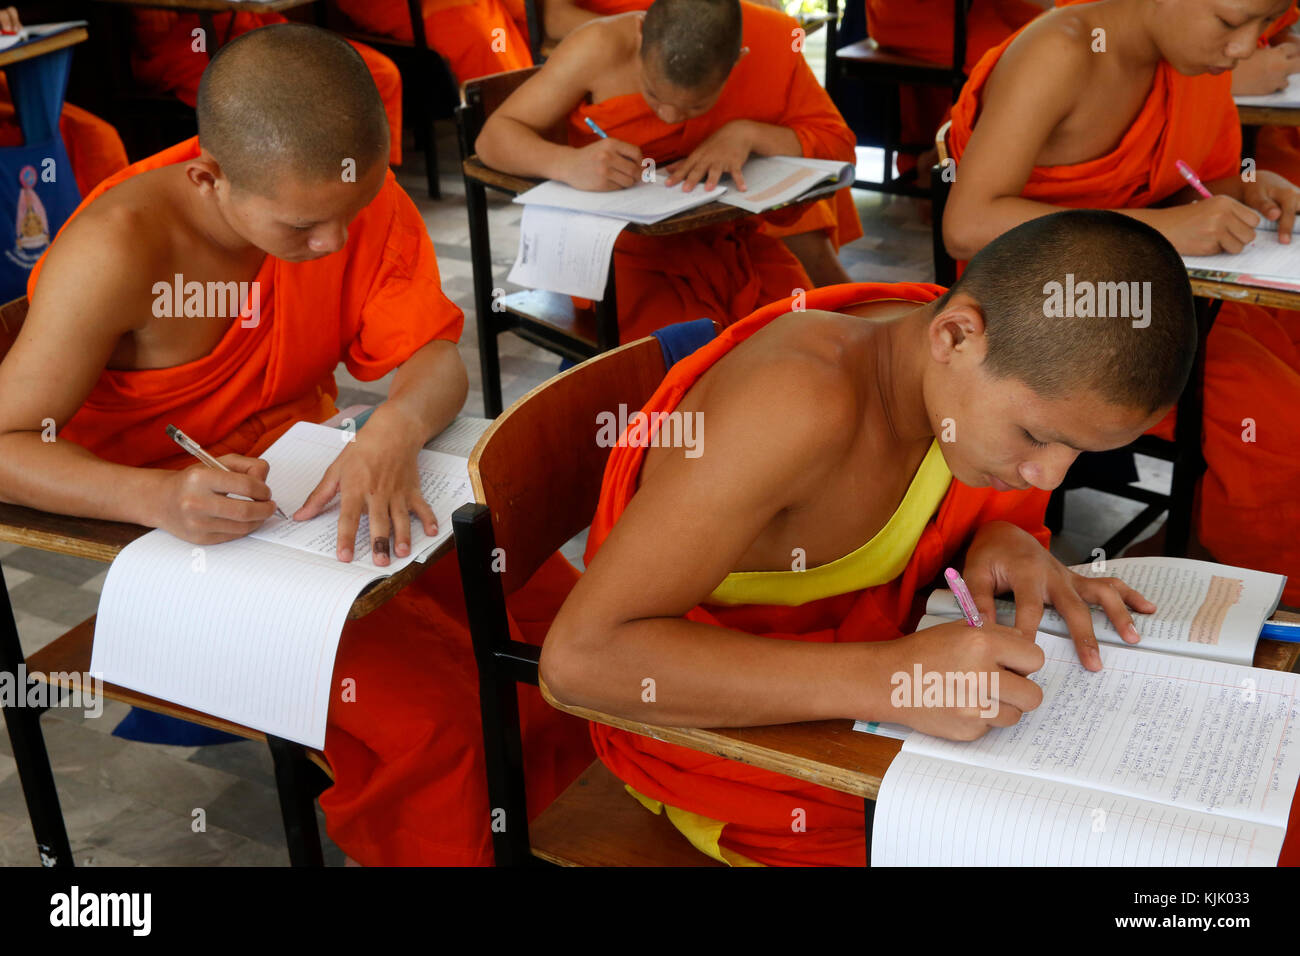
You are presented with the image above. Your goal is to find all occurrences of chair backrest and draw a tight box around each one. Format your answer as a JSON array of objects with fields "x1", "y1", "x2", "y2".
[
  {"x1": 525, "y1": 0, "x2": 545, "y2": 63},
  {"x1": 469, "y1": 336, "x2": 667, "y2": 595},
  {"x1": 457, "y1": 66, "x2": 567, "y2": 156},
  {"x1": 0, "y1": 295, "x2": 28, "y2": 362},
  {"x1": 931, "y1": 122, "x2": 958, "y2": 287}
]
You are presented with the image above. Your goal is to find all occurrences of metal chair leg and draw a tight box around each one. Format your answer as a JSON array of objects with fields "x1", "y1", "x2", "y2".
[
  {"x1": 465, "y1": 177, "x2": 504, "y2": 417},
  {"x1": 267, "y1": 735, "x2": 325, "y2": 867},
  {"x1": 0, "y1": 560, "x2": 73, "y2": 867}
]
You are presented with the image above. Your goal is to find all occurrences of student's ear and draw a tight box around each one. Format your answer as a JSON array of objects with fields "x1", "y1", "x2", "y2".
[
  {"x1": 928, "y1": 293, "x2": 988, "y2": 365},
  {"x1": 185, "y1": 152, "x2": 225, "y2": 196}
]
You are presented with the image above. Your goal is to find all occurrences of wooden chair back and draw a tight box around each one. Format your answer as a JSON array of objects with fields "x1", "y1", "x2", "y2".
[
  {"x1": 469, "y1": 336, "x2": 666, "y2": 595},
  {"x1": 0, "y1": 295, "x2": 27, "y2": 362},
  {"x1": 458, "y1": 66, "x2": 567, "y2": 151}
]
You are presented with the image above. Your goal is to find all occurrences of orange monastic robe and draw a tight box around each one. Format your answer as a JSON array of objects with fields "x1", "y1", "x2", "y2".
[
  {"x1": 951, "y1": 34, "x2": 1300, "y2": 607},
  {"x1": 1249, "y1": 3, "x2": 1300, "y2": 184},
  {"x1": 334, "y1": 0, "x2": 533, "y2": 82},
  {"x1": 584, "y1": 281, "x2": 1055, "y2": 867},
  {"x1": 130, "y1": 12, "x2": 404, "y2": 167},
  {"x1": 567, "y1": 4, "x2": 858, "y2": 342},
  {"x1": 28, "y1": 138, "x2": 593, "y2": 865},
  {"x1": 0, "y1": 74, "x2": 127, "y2": 197},
  {"x1": 866, "y1": 0, "x2": 1043, "y2": 170}
]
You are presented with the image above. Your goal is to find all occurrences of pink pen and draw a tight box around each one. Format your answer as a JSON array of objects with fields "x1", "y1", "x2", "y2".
[
  {"x1": 944, "y1": 567, "x2": 984, "y2": 628},
  {"x1": 1175, "y1": 159, "x2": 1214, "y2": 200}
]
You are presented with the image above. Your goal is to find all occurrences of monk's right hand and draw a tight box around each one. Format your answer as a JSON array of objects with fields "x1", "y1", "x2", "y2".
[
  {"x1": 158, "y1": 454, "x2": 278, "y2": 545},
  {"x1": 873, "y1": 620, "x2": 1045, "y2": 742},
  {"x1": 568, "y1": 138, "x2": 643, "y2": 191},
  {"x1": 1166, "y1": 195, "x2": 1260, "y2": 256}
]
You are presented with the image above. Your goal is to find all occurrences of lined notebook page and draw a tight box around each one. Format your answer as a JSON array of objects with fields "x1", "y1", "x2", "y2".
[
  {"x1": 91, "y1": 533, "x2": 381, "y2": 748},
  {"x1": 871, "y1": 634, "x2": 1300, "y2": 865},
  {"x1": 872, "y1": 754, "x2": 1283, "y2": 866},
  {"x1": 1183, "y1": 232, "x2": 1300, "y2": 281},
  {"x1": 925, "y1": 557, "x2": 1284, "y2": 665},
  {"x1": 250, "y1": 422, "x2": 469, "y2": 568},
  {"x1": 90, "y1": 418, "x2": 478, "y2": 749}
]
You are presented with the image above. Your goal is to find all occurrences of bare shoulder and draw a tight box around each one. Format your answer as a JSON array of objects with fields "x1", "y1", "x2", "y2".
[
  {"x1": 698, "y1": 311, "x2": 865, "y2": 459},
  {"x1": 547, "y1": 13, "x2": 640, "y2": 74},
  {"x1": 30, "y1": 172, "x2": 174, "y2": 334},
  {"x1": 990, "y1": 6, "x2": 1099, "y2": 95}
]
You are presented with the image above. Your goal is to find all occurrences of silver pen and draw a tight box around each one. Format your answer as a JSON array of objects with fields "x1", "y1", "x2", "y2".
[{"x1": 166, "y1": 424, "x2": 289, "y2": 520}]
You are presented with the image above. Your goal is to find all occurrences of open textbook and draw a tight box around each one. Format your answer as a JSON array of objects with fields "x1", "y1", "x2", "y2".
[
  {"x1": 854, "y1": 557, "x2": 1286, "y2": 742},
  {"x1": 871, "y1": 631, "x2": 1300, "y2": 865},
  {"x1": 90, "y1": 418, "x2": 487, "y2": 749},
  {"x1": 927, "y1": 557, "x2": 1286, "y2": 666},
  {"x1": 714, "y1": 155, "x2": 856, "y2": 213},
  {"x1": 1183, "y1": 229, "x2": 1300, "y2": 291}
]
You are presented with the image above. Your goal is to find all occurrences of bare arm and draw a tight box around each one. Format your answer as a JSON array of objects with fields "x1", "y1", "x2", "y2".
[
  {"x1": 944, "y1": 25, "x2": 1262, "y2": 258},
  {"x1": 541, "y1": 345, "x2": 881, "y2": 727},
  {"x1": 0, "y1": 218, "x2": 275, "y2": 537}
]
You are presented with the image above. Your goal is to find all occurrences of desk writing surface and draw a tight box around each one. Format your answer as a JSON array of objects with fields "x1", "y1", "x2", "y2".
[
  {"x1": 1238, "y1": 104, "x2": 1300, "y2": 128},
  {"x1": 541, "y1": 633, "x2": 1300, "y2": 801},
  {"x1": 462, "y1": 156, "x2": 821, "y2": 237},
  {"x1": 0, "y1": 26, "x2": 86, "y2": 69},
  {"x1": 1189, "y1": 274, "x2": 1300, "y2": 311}
]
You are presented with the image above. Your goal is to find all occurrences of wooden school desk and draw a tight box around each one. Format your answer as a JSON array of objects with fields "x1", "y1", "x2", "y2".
[
  {"x1": 0, "y1": 25, "x2": 88, "y2": 70},
  {"x1": 542, "y1": 613, "x2": 1300, "y2": 860},
  {"x1": 0, "y1": 412, "x2": 480, "y2": 866},
  {"x1": 462, "y1": 156, "x2": 824, "y2": 417}
]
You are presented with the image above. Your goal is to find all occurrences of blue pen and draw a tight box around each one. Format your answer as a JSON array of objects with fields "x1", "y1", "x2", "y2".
[
  {"x1": 585, "y1": 116, "x2": 609, "y2": 139},
  {"x1": 1261, "y1": 620, "x2": 1300, "y2": 643}
]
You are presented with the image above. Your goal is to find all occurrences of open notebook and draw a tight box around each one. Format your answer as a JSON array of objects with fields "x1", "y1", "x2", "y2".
[
  {"x1": 871, "y1": 630, "x2": 1300, "y2": 865},
  {"x1": 90, "y1": 418, "x2": 487, "y2": 749},
  {"x1": 928, "y1": 557, "x2": 1286, "y2": 667},
  {"x1": 1234, "y1": 73, "x2": 1300, "y2": 108},
  {"x1": 1183, "y1": 229, "x2": 1300, "y2": 291},
  {"x1": 855, "y1": 556, "x2": 1287, "y2": 741}
]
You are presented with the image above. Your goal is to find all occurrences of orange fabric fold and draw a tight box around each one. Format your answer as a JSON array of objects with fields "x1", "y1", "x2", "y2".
[
  {"x1": 334, "y1": 0, "x2": 533, "y2": 81},
  {"x1": 566, "y1": 4, "x2": 859, "y2": 340},
  {"x1": 130, "y1": 12, "x2": 404, "y2": 167},
  {"x1": 27, "y1": 138, "x2": 594, "y2": 864},
  {"x1": 582, "y1": 281, "x2": 1053, "y2": 867}
]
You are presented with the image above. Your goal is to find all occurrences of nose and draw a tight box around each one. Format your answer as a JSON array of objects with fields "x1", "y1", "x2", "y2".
[
  {"x1": 307, "y1": 223, "x2": 347, "y2": 255},
  {"x1": 1018, "y1": 448, "x2": 1080, "y2": 492}
]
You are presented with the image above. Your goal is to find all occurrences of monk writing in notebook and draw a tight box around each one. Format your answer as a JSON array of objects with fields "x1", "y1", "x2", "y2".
[
  {"x1": 543, "y1": 211, "x2": 1239, "y2": 866},
  {"x1": 942, "y1": 0, "x2": 1300, "y2": 609},
  {"x1": 475, "y1": 0, "x2": 862, "y2": 339},
  {"x1": 0, "y1": 24, "x2": 591, "y2": 865}
]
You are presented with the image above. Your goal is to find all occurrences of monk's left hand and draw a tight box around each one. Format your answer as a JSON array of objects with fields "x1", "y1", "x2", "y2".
[
  {"x1": 1243, "y1": 171, "x2": 1300, "y2": 244},
  {"x1": 293, "y1": 409, "x2": 436, "y2": 567},
  {"x1": 961, "y1": 521, "x2": 1155, "y2": 672},
  {"x1": 664, "y1": 121, "x2": 753, "y2": 193}
]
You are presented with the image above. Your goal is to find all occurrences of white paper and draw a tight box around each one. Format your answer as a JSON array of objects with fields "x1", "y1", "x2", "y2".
[
  {"x1": 924, "y1": 557, "x2": 1285, "y2": 665},
  {"x1": 1183, "y1": 230, "x2": 1300, "y2": 283},
  {"x1": 1234, "y1": 73, "x2": 1300, "y2": 107},
  {"x1": 90, "y1": 420, "x2": 475, "y2": 748},
  {"x1": 514, "y1": 176, "x2": 721, "y2": 224},
  {"x1": 871, "y1": 633, "x2": 1300, "y2": 865},
  {"x1": 717, "y1": 155, "x2": 854, "y2": 213},
  {"x1": 508, "y1": 206, "x2": 628, "y2": 299}
]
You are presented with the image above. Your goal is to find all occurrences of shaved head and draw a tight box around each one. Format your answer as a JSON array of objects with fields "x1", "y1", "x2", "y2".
[
  {"x1": 641, "y1": 0, "x2": 742, "y2": 90},
  {"x1": 938, "y1": 210, "x2": 1196, "y2": 414},
  {"x1": 196, "y1": 23, "x2": 389, "y2": 195}
]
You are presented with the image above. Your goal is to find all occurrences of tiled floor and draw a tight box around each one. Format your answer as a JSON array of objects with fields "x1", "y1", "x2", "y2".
[{"x1": 0, "y1": 35, "x2": 1170, "y2": 865}]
